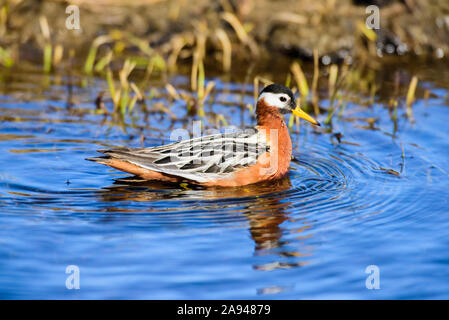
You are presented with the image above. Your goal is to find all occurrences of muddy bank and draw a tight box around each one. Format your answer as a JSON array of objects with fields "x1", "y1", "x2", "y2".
[{"x1": 1, "y1": 0, "x2": 448, "y2": 69}]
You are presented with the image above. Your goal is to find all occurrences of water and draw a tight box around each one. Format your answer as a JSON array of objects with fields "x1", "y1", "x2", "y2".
[{"x1": 0, "y1": 66, "x2": 448, "y2": 299}]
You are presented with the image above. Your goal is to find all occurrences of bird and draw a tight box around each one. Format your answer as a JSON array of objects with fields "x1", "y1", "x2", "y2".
[{"x1": 87, "y1": 84, "x2": 320, "y2": 187}]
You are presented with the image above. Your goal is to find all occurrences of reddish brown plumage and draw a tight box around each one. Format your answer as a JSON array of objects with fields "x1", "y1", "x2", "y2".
[
  {"x1": 99, "y1": 158, "x2": 183, "y2": 183},
  {"x1": 203, "y1": 98, "x2": 292, "y2": 187},
  {"x1": 255, "y1": 98, "x2": 292, "y2": 180}
]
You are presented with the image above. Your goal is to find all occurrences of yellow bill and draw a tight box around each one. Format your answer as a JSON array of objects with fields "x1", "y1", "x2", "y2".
[{"x1": 292, "y1": 107, "x2": 320, "y2": 126}]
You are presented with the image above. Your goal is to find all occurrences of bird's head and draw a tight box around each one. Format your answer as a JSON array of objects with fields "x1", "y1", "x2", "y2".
[{"x1": 257, "y1": 84, "x2": 320, "y2": 126}]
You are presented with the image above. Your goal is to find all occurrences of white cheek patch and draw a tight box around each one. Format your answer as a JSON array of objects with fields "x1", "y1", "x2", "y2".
[{"x1": 258, "y1": 92, "x2": 289, "y2": 109}]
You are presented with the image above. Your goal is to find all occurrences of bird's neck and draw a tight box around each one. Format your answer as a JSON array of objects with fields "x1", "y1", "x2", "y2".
[
  {"x1": 256, "y1": 100, "x2": 292, "y2": 178},
  {"x1": 256, "y1": 101, "x2": 285, "y2": 128}
]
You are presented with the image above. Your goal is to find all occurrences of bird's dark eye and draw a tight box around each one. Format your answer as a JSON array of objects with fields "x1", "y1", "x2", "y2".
[{"x1": 280, "y1": 96, "x2": 287, "y2": 102}]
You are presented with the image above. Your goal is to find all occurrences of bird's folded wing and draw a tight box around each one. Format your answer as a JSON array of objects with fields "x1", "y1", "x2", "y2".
[{"x1": 98, "y1": 129, "x2": 269, "y2": 183}]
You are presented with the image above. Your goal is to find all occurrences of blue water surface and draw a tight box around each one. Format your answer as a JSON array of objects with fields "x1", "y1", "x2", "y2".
[{"x1": 0, "y1": 69, "x2": 448, "y2": 299}]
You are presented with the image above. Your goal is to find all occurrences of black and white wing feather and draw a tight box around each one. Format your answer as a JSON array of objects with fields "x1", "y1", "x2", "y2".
[{"x1": 97, "y1": 129, "x2": 269, "y2": 183}]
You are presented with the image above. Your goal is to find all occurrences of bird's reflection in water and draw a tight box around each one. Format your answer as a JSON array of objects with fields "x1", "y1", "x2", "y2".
[
  {"x1": 243, "y1": 179, "x2": 312, "y2": 271},
  {"x1": 96, "y1": 175, "x2": 313, "y2": 271}
]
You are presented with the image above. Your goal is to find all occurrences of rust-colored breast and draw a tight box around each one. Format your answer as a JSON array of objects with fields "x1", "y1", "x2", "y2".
[
  {"x1": 256, "y1": 99, "x2": 292, "y2": 179},
  {"x1": 204, "y1": 100, "x2": 292, "y2": 187}
]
